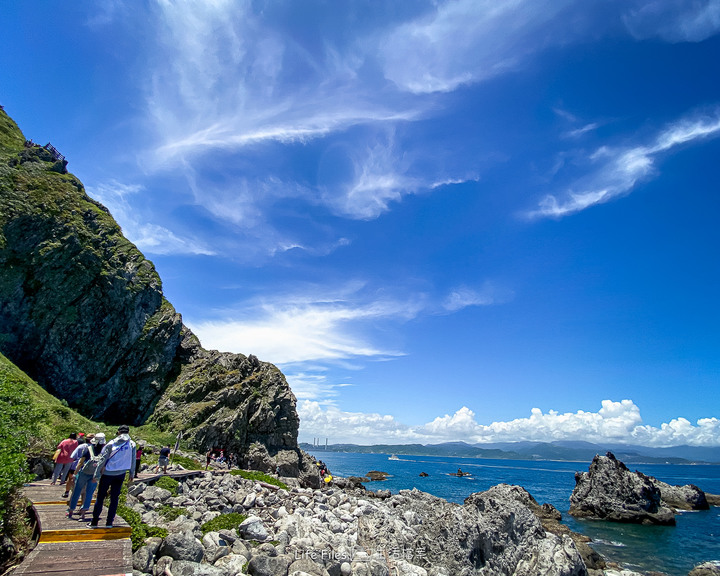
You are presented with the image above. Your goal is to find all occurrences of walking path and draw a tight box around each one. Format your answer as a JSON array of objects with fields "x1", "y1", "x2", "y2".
[{"x1": 17, "y1": 469, "x2": 208, "y2": 576}]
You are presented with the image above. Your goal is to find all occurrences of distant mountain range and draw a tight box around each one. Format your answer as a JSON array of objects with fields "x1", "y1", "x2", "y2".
[{"x1": 299, "y1": 440, "x2": 720, "y2": 465}]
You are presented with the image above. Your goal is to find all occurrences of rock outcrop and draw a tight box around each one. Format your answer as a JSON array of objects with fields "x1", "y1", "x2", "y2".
[
  {"x1": 689, "y1": 562, "x2": 720, "y2": 576},
  {"x1": 569, "y1": 452, "x2": 676, "y2": 526},
  {"x1": 128, "y1": 474, "x2": 590, "y2": 576},
  {"x1": 0, "y1": 108, "x2": 303, "y2": 467},
  {"x1": 646, "y1": 476, "x2": 709, "y2": 511}
]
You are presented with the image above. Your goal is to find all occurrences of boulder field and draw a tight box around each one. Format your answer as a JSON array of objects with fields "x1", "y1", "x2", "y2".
[{"x1": 129, "y1": 474, "x2": 590, "y2": 576}]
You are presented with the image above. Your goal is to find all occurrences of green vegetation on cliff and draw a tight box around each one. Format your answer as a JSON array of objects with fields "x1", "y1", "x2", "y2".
[
  {"x1": 0, "y1": 353, "x2": 39, "y2": 535},
  {"x1": 0, "y1": 107, "x2": 184, "y2": 424},
  {"x1": 0, "y1": 107, "x2": 304, "y2": 471}
]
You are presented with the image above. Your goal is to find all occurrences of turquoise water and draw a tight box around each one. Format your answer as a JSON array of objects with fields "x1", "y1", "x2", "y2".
[{"x1": 308, "y1": 450, "x2": 720, "y2": 575}]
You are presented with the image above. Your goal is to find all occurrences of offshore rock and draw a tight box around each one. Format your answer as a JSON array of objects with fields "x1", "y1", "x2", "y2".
[
  {"x1": 0, "y1": 108, "x2": 302, "y2": 463},
  {"x1": 689, "y1": 562, "x2": 720, "y2": 576},
  {"x1": 569, "y1": 452, "x2": 676, "y2": 526},
  {"x1": 646, "y1": 477, "x2": 709, "y2": 511}
]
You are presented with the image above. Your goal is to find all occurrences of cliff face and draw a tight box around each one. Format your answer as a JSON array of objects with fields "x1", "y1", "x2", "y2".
[
  {"x1": 0, "y1": 108, "x2": 300, "y2": 458},
  {"x1": 149, "y1": 339, "x2": 300, "y2": 452}
]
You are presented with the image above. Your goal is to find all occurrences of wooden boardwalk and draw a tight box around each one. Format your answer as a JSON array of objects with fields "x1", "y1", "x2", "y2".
[{"x1": 17, "y1": 471, "x2": 207, "y2": 575}]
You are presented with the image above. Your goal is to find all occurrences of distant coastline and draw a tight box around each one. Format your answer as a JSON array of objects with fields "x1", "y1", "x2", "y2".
[{"x1": 300, "y1": 440, "x2": 720, "y2": 465}]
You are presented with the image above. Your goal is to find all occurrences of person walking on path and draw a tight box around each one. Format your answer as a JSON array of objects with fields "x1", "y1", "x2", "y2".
[
  {"x1": 50, "y1": 433, "x2": 78, "y2": 485},
  {"x1": 88, "y1": 426, "x2": 135, "y2": 529},
  {"x1": 157, "y1": 445, "x2": 171, "y2": 474},
  {"x1": 62, "y1": 435, "x2": 86, "y2": 498},
  {"x1": 134, "y1": 441, "x2": 144, "y2": 478},
  {"x1": 67, "y1": 433, "x2": 105, "y2": 520}
]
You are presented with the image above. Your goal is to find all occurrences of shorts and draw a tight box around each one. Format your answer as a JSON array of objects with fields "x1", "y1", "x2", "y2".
[{"x1": 158, "y1": 457, "x2": 169, "y2": 466}]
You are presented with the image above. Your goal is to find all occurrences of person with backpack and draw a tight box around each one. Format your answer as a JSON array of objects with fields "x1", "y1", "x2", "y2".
[
  {"x1": 88, "y1": 425, "x2": 136, "y2": 529},
  {"x1": 66, "y1": 433, "x2": 105, "y2": 520}
]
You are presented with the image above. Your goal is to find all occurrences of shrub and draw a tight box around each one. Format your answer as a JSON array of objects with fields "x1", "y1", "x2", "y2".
[
  {"x1": 200, "y1": 512, "x2": 247, "y2": 535},
  {"x1": 230, "y1": 469, "x2": 288, "y2": 490},
  {"x1": 158, "y1": 505, "x2": 188, "y2": 521},
  {"x1": 117, "y1": 504, "x2": 168, "y2": 551},
  {"x1": 153, "y1": 476, "x2": 179, "y2": 495},
  {"x1": 0, "y1": 355, "x2": 40, "y2": 533},
  {"x1": 170, "y1": 454, "x2": 203, "y2": 470}
]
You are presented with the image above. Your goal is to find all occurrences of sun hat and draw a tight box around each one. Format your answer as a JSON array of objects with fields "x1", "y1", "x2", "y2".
[{"x1": 93, "y1": 432, "x2": 106, "y2": 444}]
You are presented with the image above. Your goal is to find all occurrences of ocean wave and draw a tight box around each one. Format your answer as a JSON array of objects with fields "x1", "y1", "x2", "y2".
[{"x1": 592, "y1": 538, "x2": 626, "y2": 548}]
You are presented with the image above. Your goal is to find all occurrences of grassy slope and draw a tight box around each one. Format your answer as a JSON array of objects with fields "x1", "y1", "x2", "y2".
[{"x1": 0, "y1": 352, "x2": 182, "y2": 454}]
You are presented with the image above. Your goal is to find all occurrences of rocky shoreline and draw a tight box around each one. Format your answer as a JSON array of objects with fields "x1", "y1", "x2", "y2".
[
  {"x1": 126, "y1": 471, "x2": 594, "y2": 576},
  {"x1": 121, "y1": 463, "x2": 719, "y2": 576}
]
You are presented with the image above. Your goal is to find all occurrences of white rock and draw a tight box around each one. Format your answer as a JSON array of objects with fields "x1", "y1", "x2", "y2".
[{"x1": 238, "y1": 515, "x2": 269, "y2": 541}]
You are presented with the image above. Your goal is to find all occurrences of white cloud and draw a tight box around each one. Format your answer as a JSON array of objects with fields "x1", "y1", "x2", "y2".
[
  {"x1": 298, "y1": 399, "x2": 720, "y2": 447},
  {"x1": 299, "y1": 400, "x2": 420, "y2": 444},
  {"x1": 379, "y1": 0, "x2": 574, "y2": 94},
  {"x1": 187, "y1": 280, "x2": 505, "y2": 367},
  {"x1": 187, "y1": 292, "x2": 414, "y2": 365},
  {"x1": 623, "y1": 0, "x2": 720, "y2": 43},
  {"x1": 87, "y1": 180, "x2": 215, "y2": 255},
  {"x1": 145, "y1": 1, "x2": 422, "y2": 166},
  {"x1": 443, "y1": 282, "x2": 511, "y2": 312},
  {"x1": 529, "y1": 108, "x2": 720, "y2": 218}
]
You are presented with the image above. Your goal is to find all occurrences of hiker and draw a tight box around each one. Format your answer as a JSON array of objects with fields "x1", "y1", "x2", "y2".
[
  {"x1": 134, "y1": 441, "x2": 144, "y2": 478},
  {"x1": 88, "y1": 426, "x2": 136, "y2": 529},
  {"x1": 67, "y1": 433, "x2": 105, "y2": 520},
  {"x1": 158, "y1": 445, "x2": 171, "y2": 474},
  {"x1": 62, "y1": 434, "x2": 86, "y2": 498},
  {"x1": 50, "y1": 432, "x2": 78, "y2": 485}
]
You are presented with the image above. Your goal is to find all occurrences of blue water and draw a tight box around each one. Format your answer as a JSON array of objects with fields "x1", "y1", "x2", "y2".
[{"x1": 308, "y1": 451, "x2": 720, "y2": 576}]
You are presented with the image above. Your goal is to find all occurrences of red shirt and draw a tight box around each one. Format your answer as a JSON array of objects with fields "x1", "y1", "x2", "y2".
[{"x1": 56, "y1": 438, "x2": 78, "y2": 464}]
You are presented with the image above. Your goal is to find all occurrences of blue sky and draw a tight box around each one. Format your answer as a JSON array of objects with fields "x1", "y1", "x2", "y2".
[{"x1": 2, "y1": 0, "x2": 719, "y2": 446}]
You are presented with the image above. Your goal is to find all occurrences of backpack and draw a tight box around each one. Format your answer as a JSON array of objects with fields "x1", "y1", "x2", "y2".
[{"x1": 79, "y1": 444, "x2": 102, "y2": 476}]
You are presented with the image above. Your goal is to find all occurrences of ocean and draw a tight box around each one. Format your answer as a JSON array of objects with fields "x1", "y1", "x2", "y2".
[{"x1": 307, "y1": 450, "x2": 720, "y2": 576}]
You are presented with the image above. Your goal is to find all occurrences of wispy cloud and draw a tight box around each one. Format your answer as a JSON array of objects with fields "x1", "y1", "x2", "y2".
[
  {"x1": 623, "y1": 0, "x2": 720, "y2": 43},
  {"x1": 443, "y1": 282, "x2": 513, "y2": 312},
  {"x1": 187, "y1": 280, "x2": 503, "y2": 366},
  {"x1": 88, "y1": 180, "x2": 215, "y2": 255},
  {"x1": 144, "y1": 1, "x2": 423, "y2": 166},
  {"x1": 378, "y1": 0, "x2": 575, "y2": 94},
  {"x1": 187, "y1": 289, "x2": 414, "y2": 365},
  {"x1": 298, "y1": 399, "x2": 720, "y2": 447},
  {"x1": 528, "y1": 108, "x2": 720, "y2": 218}
]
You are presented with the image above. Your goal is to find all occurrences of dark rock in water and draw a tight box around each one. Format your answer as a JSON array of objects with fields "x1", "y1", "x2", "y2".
[
  {"x1": 365, "y1": 470, "x2": 390, "y2": 481},
  {"x1": 647, "y1": 476, "x2": 709, "y2": 510},
  {"x1": 706, "y1": 493, "x2": 720, "y2": 506},
  {"x1": 569, "y1": 452, "x2": 676, "y2": 525},
  {"x1": 689, "y1": 562, "x2": 720, "y2": 576},
  {"x1": 419, "y1": 471, "x2": 429, "y2": 477},
  {"x1": 332, "y1": 476, "x2": 366, "y2": 491}
]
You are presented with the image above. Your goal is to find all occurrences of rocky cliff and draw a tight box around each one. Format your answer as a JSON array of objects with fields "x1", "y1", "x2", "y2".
[
  {"x1": 569, "y1": 452, "x2": 676, "y2": 525},
  {"x1": 0, "y1": 108, "x2": 305, "y2": 469}
]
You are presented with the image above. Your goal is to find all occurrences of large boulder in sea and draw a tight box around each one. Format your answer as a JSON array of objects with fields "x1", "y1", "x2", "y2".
[
  {"x1": 0, "y1": 108, "x2": 303, "y2": 467},
  {"x1": 569, "y1": 452, "x2": 675, "y2": 525},
  {"x1": 646, "y1": 476, "x2": 709, "y2": 511}
]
